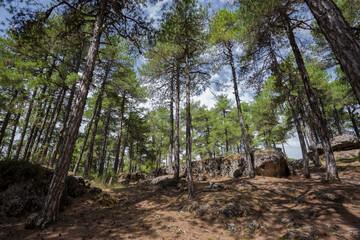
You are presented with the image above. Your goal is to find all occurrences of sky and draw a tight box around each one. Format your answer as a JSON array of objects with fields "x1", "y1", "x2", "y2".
[{"x1": 0, "y1": 0, "x2": 304, "y2": 159}]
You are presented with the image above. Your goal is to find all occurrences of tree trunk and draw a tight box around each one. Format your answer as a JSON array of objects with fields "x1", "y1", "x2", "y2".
[
  {"x1": 49, "y1": 84, "x2": 76, "y2": 167},
  {"x1": 73, "y1": 93, "x2": 100, "y2": 174},
  {"x1": 114, "y1": 93, "x2": 126, "y2": 174},
  {"x1": 226, "y1": 42, "x2": 255, "y2": 178},
  {"x1": 185, "y1": 52, "x2": 195, "y2": 199},
  {"x1": 83, "y1": 64, "x2": 109, "y2": 177},
  {"x1": 37, "y1": 0, "x2": 106, "y2": 227},
  {"x1": 14, "y1": 88, "x2": 38, "y2": 160},
  {"x1": 333, "y1": 106, "x2": 345, "y2": 135},
  {"x1": 6, "y1": 113, "x2": 20, "y2": 158},
  {"x1": 305, "y1": 0, "x2": 360, "y2": 105},
  {"x1": 29, "y1": 95, "x2": 54, "y2": 162},
  {"x1": 347, "y1": 106, "x2": 360, "y2": 138},
  {"x1": 284, "y1": 13, "x2": 339, "y2": 181},
  {"x1": 303, "y1": 120, "x2": 321, "y2": 167},
  {"x1": 40, "y1": 88, "x2": 66, "y2": 164},
  {"x1": 269, "y1": 45, "x2": 310, "y2": 178},
  {"x1": 173, "y1": 66, "x2": 181, "y2": 181},
  {"x1": 0, "y1": 90, "x2": 18, "y2": 147},
  {"x1": 119, "y1": 123, "x2": 130, "y2": 173},
  {"x1": 98, "y1": 105, "x2": 112, "y2": 177},
  {"x1": 167, "y1": 74, "x2": 174, "y2": 174}
]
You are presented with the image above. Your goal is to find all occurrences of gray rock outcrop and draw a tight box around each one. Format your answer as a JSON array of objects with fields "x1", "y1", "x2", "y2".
[{"x1": 317, "y1": 134, "x2": 360, "y2": 154}]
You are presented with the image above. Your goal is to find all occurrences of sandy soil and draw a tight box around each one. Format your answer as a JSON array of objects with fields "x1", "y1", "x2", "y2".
[{"x1": 1, "y1": 158, "x2": 360, "y2": 240}]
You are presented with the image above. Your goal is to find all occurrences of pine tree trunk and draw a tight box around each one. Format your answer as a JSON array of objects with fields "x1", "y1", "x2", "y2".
[
  {"x1": 347, "y1": 106, "x2": 360, "y2": 138},
  {"x1": 270, "y1": 45, "x2": 310, "y2": 178},
  {"x1": 303, "y1": 120, "x2": 321, "y2": 167},
  {"x1": 114, "y1": 93, "x2": 126, "y2": 174},
  {"x1": 284, "y1": 14, "x2": 339, "y2": 181},
  {"x1": 29, "y1": 95, "x2": 54, "y2": 162},
  {"x1": 6, "y1": 113, "x2": 20, "y2": 158},
  {"x1": 173, "y1": 66, "x2": 181, "y2": 181},
  {"x1": 333, "y1": 106, "x2": 345, "y2": 135},
  {"x1": 83, "y1": 66, "x2": 109, "y2": 177},
  {"x1": 185, "y1": 52, "x2": 195, "y2": 199},
  {"x1": 0, "y1": 90, "x2": 18, "y2": 147},
  {"x1": 305, "y1": 0, "x2": 360, "y2": 105},
  {"x1": 49, "y1": 84, "x2": 76, "y2": 167},
  {"x1": 98, "y1": 105, "x2": 112, "y2": 177},
  {"x1": 73, "y1": 93, "x2": 100, "y2": 174},
  {"x1": 167, "y1": 75, "x2": 174, "y2": 174},
  {"x1": 37, "y1": 0, "x2": 106, "y2": 227},
  {"x1": 40, "y1": 88, "x2": 66, "y2": 164},
  {"x1": 14, "y1": 88, "x2": 38, "y2": 160},
  {"x1": 119, "y1": 125, "x2": 130, "y2": 173},
  {"x1": 22, "y1": 95, "x2": 47, "y2": 161},
  {"x1": 226, "y1": 43, "x2": 255, "y2": 178}
]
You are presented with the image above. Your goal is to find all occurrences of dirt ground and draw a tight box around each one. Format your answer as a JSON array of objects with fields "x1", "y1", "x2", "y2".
[{"x1": 1, "y1": 158, "x2": 360, "y2": 240}]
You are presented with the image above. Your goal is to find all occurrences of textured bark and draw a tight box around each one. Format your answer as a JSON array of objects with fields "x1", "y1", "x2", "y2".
[
  {"x1": 114, "y1": 93, "x2": 126, "y2": 174},
  {"x1": 167, "y1": 74, "x2": 174, "y2": 173},
  {"x1": 173, "y1": 66, "x2": 181, "y2": 181},
  {"x1": 49, "y1": 84, "x2": 76, "y2": 167},
  {"x1": 73, "y1": 94, "x2": 100, "y2": 174},
  {"x1": 37, "y1": 0, "x2": 106, "y2": 226},
  {"x1": 14, "y1": 88, "x2": 38, "y2": 160},
  {"x1": 83, "y1": 65, "x2": 109, "y2": 177},
  {"x1": 284, "y1": 14, "x2": 339, "y2": 181},
  {"x1": 347, "y1": 106, "x2": 360, "y2": 138},
  {"x1": 305, "y1": 0, "x2": 360, "y2": 105},
  {"x1": 333, "y1": 106, "x2": 345, "y2": 135},
  {"x1": 29, "y1": 95, "x2": 54, "y2": 163},
  {"x1": 226, "y1": 43, "x2": 255, "y2": 178},
  {"x1": 185, "y1": 53, "x2": 195, "y2": 199},
  {"x1": 39, "y1": 88, "x2": 66, "y2": 164},
  {"x1": 5, "y1": 113, "x2": 20, "y2": 158},
  {"x1": 21, "y1": 95, "x2": 47, "y2": 161},
  {"x1": 270, "y1": 45, "x2": 310, "y2": 178},
  {"x1": 119, "y1": 123, "x2": 130, "y2": 173},
  {"x1": 0, "y1": 90, "x2": 18, "y2": 146},
  {"x1": 98, "y1": 105, "x2": 112, "y2": 177},
  {"x1": 303, "y1": 120, "x2": 321, "y2": 167}
]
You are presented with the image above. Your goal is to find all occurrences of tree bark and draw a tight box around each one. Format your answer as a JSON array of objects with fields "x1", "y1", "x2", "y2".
[
  {"x1": 37, "y1": 0, "x2": 106, "y2": 226},
  {"x1": 167, "y1": 73, "x2": 174, "y2": 174},
  {"x1": 269, "y1": 45, "x2": 310, "y2": 178},
  {"x1": 305, "y1": 0, "x2": 360, "y2": 105},
  {"x1": 114, "y1": 93, "x2": 126, "y2": 174},
  {"x1": 185, "y1": 52, "x2": 195, "y2": 199},
  {"x1": 98, "y1": 105, "x2": 112, "y2": 177},
  {"x1": 6, "y1": 113, "x2": 20, "y2": 158},
  {"x1": 347, "y1": 106, "x2": 360, "y2": 138},
  {"x1": 226, "y1": 42, "x2": 255, "y2": 178},
  {"x1": 284, "y1": 13, "x2": 339, "y2": 181},
  {"x1": 119, "y1": 122, "x2": 130, "y2": 173},
  {"x1": 0, "y1": 90, "x2": 18, "y2": 147},
  {"x1": 29, "y1": 95, "x2": 54, "y2": 163},
  {"x1": 49, "y1": 84, "x2": 76, "y2": 167},
  {"x1": 39, "y1": 88, "x2": 66, "y2": 164},
  {"x1": 73, "y1": 93, "x2": 100, "y2": 174},
  {"x1": 83, "y1": 64, "x2": 109, "y2": 177},
  {"x1": 333, "y1": 106, "x2": 345, "y2": 135},
  {"x1": 173, "y1": 66, "x2": 181, "y2": 181},
  {"x1": 14, "y1": 88, "x2": 38, "y2": 160}
]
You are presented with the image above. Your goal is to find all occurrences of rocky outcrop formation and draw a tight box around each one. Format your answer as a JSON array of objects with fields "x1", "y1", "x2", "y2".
[
  {"x1": 317, "y1": 134, "x2": 360, "y2": 154},
  {"x1": 0, "y1": 160, "x2": 98, "y2": 218},
  {"x1": 159, "y1": 150, "x2": 290, "y2": 180},
  {"x1": 117, "y1": 172, "x2": 145, "y2": 184}
]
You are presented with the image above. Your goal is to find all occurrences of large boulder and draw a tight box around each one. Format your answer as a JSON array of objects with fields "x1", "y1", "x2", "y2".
[
  {"x1": 253, "y1": 150, "x2": 290, "y2": 177},
  {"x1": 317, "y1": 134, "x2": 360, "y2": 154},
  {"x1": 117, "y1": 172, "x2": 145, "y2": 184},
  {"x1": 0, "y1": 161, "x2": 95, "y2": 218}
]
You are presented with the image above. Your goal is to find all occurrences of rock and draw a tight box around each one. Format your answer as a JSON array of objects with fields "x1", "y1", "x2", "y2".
[
  {"x1": 220, "y1": 204, "x2": 247, "y2": 218},
  {"x1": 25, "y1": 212, "x2": 40, "y2": 229},
  {"x1": 244, "y1": 219, "x2": 260, "y2": 232},
  {"x1": 117, "y1": 172, "x2": 145, "y2": 184},
  {"x1": 150, "y1": 175, "x2": 178, "y2": 187},
  {"x1": 317, "y1": 134, "x2": 360, "y2": 153},
  {"x1": 288, "y1": 159, "x2": 304, "y2": 169},
  {"x1": 282, "y1": 230, "x2": 312, "y2": 240},
  {"x1": 253, "y1": 151, "x2": 290, "y2": 177},
  {"x1": 0, "y1": 160, "x2": 94, "y2": 218}
]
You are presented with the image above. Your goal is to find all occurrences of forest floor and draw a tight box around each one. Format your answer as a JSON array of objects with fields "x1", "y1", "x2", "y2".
[{"x1": 1, "y1": 156, "x2": 360, "y2": 240}]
